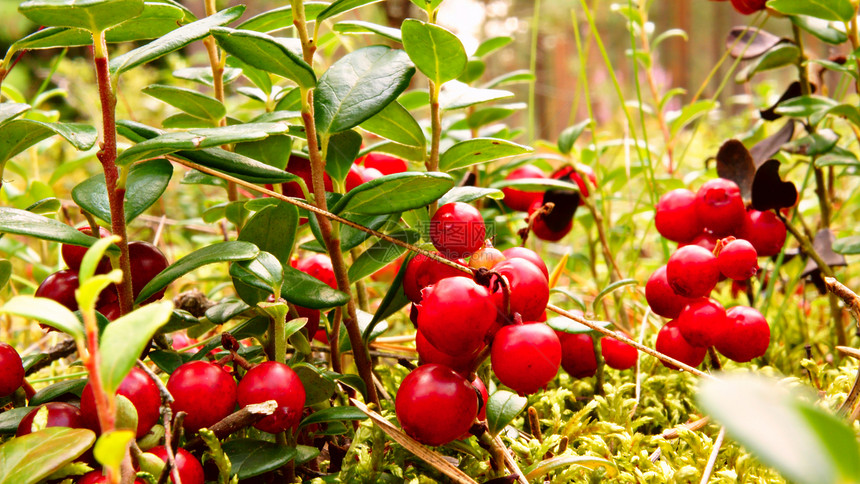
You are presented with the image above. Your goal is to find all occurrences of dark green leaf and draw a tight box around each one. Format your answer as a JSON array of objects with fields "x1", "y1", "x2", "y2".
[
  {"x1": 314, "y1": 46, "x2": 415, "y2": 135},
  {"x1": 317, "y1": 0, "x2": 382, "y2": 23},
  {"x1": 401, "y1": 19, "x2": 467, "y2": 85},
  {"x1": 325, "y1": 129, "x2": 363, "y2": 184},
  {"x1": 737, "y1": 43, "x2": 800, "y2": 82},
  {"x1": 233, "y1": 201, "x2": 298, "y2": 305},
  {"x1": 333, "y1": 172, "x2": 454, "y2": 215},
  {"x1": 234, "y1": 135, "x2": 293, "y2": 170},
  {"x1": 236, "y1": 2, "x2": 328, "y2": 32},
  {"x1": 339, "y1": 213, "x2": 401, "y2": 252},
  {"x1": 440, "y1": 80, "x2": 514, "y2": 110},
  {"x1": 142, "y1": 84, "x2": 225, "y2": 121},
  {"x1": 293, "y1": 363, "x2": 337, "y2": 406},
  {"x1": 333, "y1": 20, "x2": 402, "y2": 42},
  {"x1": 203, "y1": 298, "x2": 251, "y2": 326},
  {"x1": 18, "y1": 0, "x2": 144, "y2": 32},
  {"x1": 221, "y1": 439, "x2": 297, "y2": 479},
  {"x1": 71, "y1": 158, "x2": 172, "y2": 224},
  {"x1": 0, "y1": 408, "x2": 34, "y2": 435},
  {"x1": 0, "y1": 119, "x2": 97, "y2": 163},
  {"x1": 110, "y1": 5, "x2": 245, "y2": 75},
  {"x1": 282, "y1": 266, "x2": 349, "y2": 309},
  {"x1": 148, "y1": 349, "x2": 190, "y2": 374},
  {"x1": 486, "y1": 390, "x2": 527, "y2": 436},
  {"x1": 348, "y1": 229, "x2": 419, "y2": 282},
  {"x1": 473, "y1": 36, "x2": 513, "y2": 58},
  {"x1": 0, "y1": 427, "x2": 96, "y2": 484},
  {"x1": 226, "y1": 56, "x2": 273, "y2": 94},
  {"x1": 211, "y1": 28, "x2": 315, "y2": 88},
  {"x1": 363, "y1": 254, "x2": 410, "y2": 340},
  {"x1": 24, "y1": 197, "x2": 61, "y2": 215},
  {"x1": 299, "y1": 406, "x2": 368, "y2": 429},
  {"x1": 339, "y1": 309, "x2": 387, "y2": 352},
  {"x1": 359, "y1": 101, "x2": 425, "y2": 148},
  {"x1": 765, "y1": 0, "x2": 854, "y2": 21},
  {"x1": 440, "y1": 138, "x2": 532, "y2": 172},
  {"x1": 99, "y1": 302, "x2": 173, "y2": 393},
  {"x1": 29, "y1": 379, "x2": 86, "y2": 407},
  {"x1": 0, "y1": 208, "x2": 110, "y2": 252},
  {"x1": 161, "y1": 113, "x2": 216, "y2": 129},
  {"x1": 135, "y1": 241, "x2": 259, "y2": 304},
  {"x1": 231, "y1": 251, "x2": 284, "y2": 296},
  {"x1": 457, "y1": 58, "x2": 485, "y2": 84},
  {"x1": 774, "y1": 95, "x2": 837, "y2": 126}
]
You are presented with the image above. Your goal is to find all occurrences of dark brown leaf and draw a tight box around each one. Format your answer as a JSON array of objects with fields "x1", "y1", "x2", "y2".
[
  {"x1": 541, "y1": 190, "x2": 580, "y2": 232},
  {"x1": 751, "y1": 160, "x2": 798, "y2": 211},
  {"x1": 726, "y1": 26, "x2": 786, "y2": 60},
  {"x1": 716, "y1": 140, "x2": 755, "y2": 200},
  {"x1": 802, "y1": 229, "x2": 847, "y2": 277},
  {"x1": 750, "y1": 121, "x2": 796, "y2": 167},
  {"x1": 759, "y1": 82, "x2": 815, "y2": 121}
]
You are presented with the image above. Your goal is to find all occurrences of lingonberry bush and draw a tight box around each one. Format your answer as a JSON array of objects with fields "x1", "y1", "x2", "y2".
[{"x1": 1, "y1": 0, "x2": 860, "y2": 483}]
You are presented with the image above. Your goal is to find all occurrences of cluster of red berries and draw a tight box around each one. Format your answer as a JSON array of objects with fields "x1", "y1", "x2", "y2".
[
  {"x1": 34, "y1": 226, "x2": 170, "y2": 320},
  {"x1": 646, "y1": 178, "x2": 781, "y2": 368}
]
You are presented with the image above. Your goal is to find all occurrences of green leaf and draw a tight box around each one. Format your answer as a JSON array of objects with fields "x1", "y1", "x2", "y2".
[
  {"x1": 282, "y1": 266, "x2": 349, "y2": 309},
  {"x1": 483, "y1": 69, "x2": 535, "y2": 88},
  {"x1": 524, "y1": 455, "x2": 618, "y2": 481},
  {"x1": 0, "y1": 119, "x2": 97, "y2": 163},
  {"x1": 737, "y1": 43, "x2": 799, "y2": 82},
  {"x1": 317, "y1": 0, "x2": 382, "y2": 23},
  {"x1": 339, "y1": 308, "x2": 388, "y2": 352},
  {"x1": 765, "y1": 0, "x2": 854, "y2": 21},
  {"x1": 338, "y1": 213, "x2": 401, "y2": 252},
  {"x1": 439, "y1": 138, "x2": 532, "y2": 172},
  {"x1": 314, "y1": 46, "x2": 416, "y2": 136},
  {"x1": 18, "y1": 0, "x2": 144, "y2": 32},
  {"x1": 72, "y1": 158, "x2": 172, "y2": 224},
  {"x1": 29, "y1": 379, "x2": 87, "y2": 406},
  {"x1": 210, "y1": 28, "x2": 316, "y2": 89},
  {"x1": 791, "y1": 15, "x2": 848, "y2": 44},
  {"x1": 325, "y1": 130, "x2": 363, "y2": 185},
  {"x1": 110, "y1": 5, "x2": 245, "y2": 75},
  {"x1": 293, "y1": 363, "x2": 337, "y2": 405},
  {"x1": 0, "y1": 427, "x2": 96, "y2": 484},
  {"x1": 299, "y1": 406, "x2": 368, "y2": 429},
  {"x1": 833, "y1": 236, "x2": 860, "y2": 255},
  {"x1": 24, "y1": 197, "x2": 61, "y2": 215},
  {"x1": 231, "y1": 251, "x2": 284, "y2": 297},
  {"x1": 0, "y1": 296, "x2": 84, "y2": 340},
  {"x1": 333, "y1": 20, "x2": 402, "y2": 42},
  {"x1": 0, "y1": 103, "x2": 30, "y2": 129},
  {"x1": 142, "y1": 84, "x2": 225, "y2": 122},
  {"x1": 99, "y1": 302, "x2": 173, "y2": 393},
  {"x1": 775, "y1": 95, "x2": 837, "y2": 126},
  {"x1": 558, "y1": 119, "x2": 591, "y2": 154},
  {"x1": 173, "y1": 66, "x2": 242, "y2": 87},
  {"x1": 0, "y1": 260, "x2": 11, "y2": 291},
  {"x1": 592, "y1": 278, "x2": 637, "y2": 312},
  {"x1": 222, "y1": 439, "x2": 297, "y2": 479},
  {"x1": 698, "y1": 373, "x2": 860, "y2": 484},
  {"x1": 409, "y1": 0, "x2": 443, "y2": 10},
  {"x1": 546, "y1": 315, "x2": 609, "y2": 334},
  {"x1": 226, "y1": 56, "x2": 273, "y2": 95},
  {"x1": 348, "y1": 229, "x2": 419, "y2": 282},
  {"x1": 236, "y1": 2, "x2": 328, "y2": 32},
  {"x1": 668, "y1": 100, "x2": 718, "y2": 137},
  {"x1": 333, "y1": 172, "x2": 455, "y2": 215},
  {"x1": 359, "y1": 101, "x2": 425, "y2": 148},
  {"x1": 135, "y1": 241, "x2": 259, "y2": 304},
  {"x1": 0, "y1": 408, "x2": 33, "y2": 435},
  {"x1": 0, "y1": 207, "x2": 111, "y2": 251},
  {"x1": 825, "y1": 104, "x2": 860, "y2": 128},
  {"x1": 233, "y1": 202, "x2": 298, "y2": 305},
  {"x1": 473, "y1": 36, "x2": 513, "y2": 58},
  {"x1": 439, "y1": 80, "x2": 514, "y2": 110},
  {"x1": 490, "y1": 177, "x2": 581, "y2": 192},
  {"x1": 79, "y1": 236, "x2": 119, "y2": 284},
  {"x1": 234, "y1": 135, "x2": 293, "y2": 170},
  {"x1": 455, "y1": 103, "x2": 523, "y2": 130},
  {"x1": 401, "y1": 19, "x2": 467, "y2": 85},
  {"x1": 363, "y1": 254, "x2": 410, "y2": 340},
  {"x1": 438, "y1": 186, "x2": 503, "y2": 205},
  {"x1": 93, "y1": 430, "x2": 134, "y2": 471},
  {"x1": 486, "y1": 390, "x2": 527, "y2": 436}
]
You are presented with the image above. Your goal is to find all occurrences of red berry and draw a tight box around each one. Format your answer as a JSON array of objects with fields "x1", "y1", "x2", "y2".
[
  {"x1": 35, "y1": 270, "x2": 80, "y2": 311},
  {"x1": 551, "y1": 165, "x2": 597, "y2": 204},
  {"x1": 695, "y1": 178, "x2": 746, "y2": 237},
  {"x1": 491, "y1": 323, "x2": 561, "y2": 394},
  {"x1": 78, "y1": 471, "x2": 147, "y2": 484},
  {"x1": 128, "y1": 241, "x2": 169, "y2": 303},
  {"x1": 645, "y1": 265, "x2": 696, "y2": 319},
  {"x1": 493, "y1": 258, "x2": 550, "y2": 322},
  {"x1": 147, "y1": 446, "x2": 205, "y2": 484},
  {"x1": 468, "y1": 247, "x2": 505, "y2": 270},
  {"x1": 361, "y1": 152, "x2": 408, "y2": 175},
  {"x1": 0, "y1": 342, "x2": 24, "y2": 397},
  {"x1": 715, "y1": 306, "x2": 770, "y2": 362},
  {"x1": 557, "y1": 331, "x2": 597, "y2": 378},
  {"x1": 683, "y1": 231, "x2": 719, "y2": 253},
  {"x1": 294, "y1": 304, "x2": 321, "y2": 340},
  {"x1": 738, "y1": 209, "x2": 786, "y2": 257},
  {"x1": 718, "y1": 239, "x2": 758, "y2": 280},
  {"x1": 167, "y1": 361, "x2": 237, "y2": 431},
  {"x1": 237, "y1": 361, "x2": 305, "y2": 433},
  {"x1": 430, "y1": 202, "x2": 486, "y2": 258},
  {"x1": 729, "y1": 0, "x2": 766, "y2": 15},
  {"x1": 345, "y1": 164, "x2": 365, "y2": 192},
  {"x1": 80, "y1": 367, "x2": 161, "y2": 438},
  {"x1": 395, "y1": 364, "x2": 478, "y2": 446},
  {"x1": 62, "y1": 226, "x2": 112, "y2": 273},
  {"x1": 528, "y1": 199, "x2": 572, "y2": 241},
  {"x1": 281, "y1": 155, "x2": 333, "y2": 198},
  {"x1": 472, "y1": 377, "x2": 489, "y2": 422},
  {"x1": 502, "y1": 166, "x2": 546, "y2": 212},
  {"x1": 655, "y1": 189, "x2": 701, "y2": 243},
  {"x1": 402, "y1": 252, "x2": 467, "y2": 304},
  {"x1": 17, "y1": 402, "x2": 83, "y2": 436},
  {"x1": 295, "y1": 254, "x2": 337, "y2": 290},
  {"x1": 655, "y1": 320, "x2": 707, "y2": 370},
  {"x1": 415, "y1": 330, "x2": 476, "y2": 376},
  {"x1": 417, "y1": 277, "x2": 496, "y2": 356},
  {"x1": 600, "y1": 332, "x2": 638, "y2": 370},
  {"x1": 501, "y1": 247, "x2": 549, "y2": 279},
  {"x1": 677, "y1": 298, "x2": 728, "y2": 348},
  {"x1": 666, "y1": 245, "x2": 719, "y2": 298}
]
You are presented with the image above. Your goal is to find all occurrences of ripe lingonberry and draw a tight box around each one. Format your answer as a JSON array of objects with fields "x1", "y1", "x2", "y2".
[
  {"x1": 17, "y1": 402, "x2": 84, "y2": 436},
  {"x1": 493, "y1": 258, "x2": 550, "y2": 323},
  {"x1": 501, "y1": 165, "x2": 546, "y2": 212},
  {"x1": 430, "y1": 202, "x2": 486, "y2": 258},
  {"x1": 655, "y1": 320, "x2": 707, "y2": 370},
  {"x1": 237, "y1": 361, "x2": 306, "y2": 433},
  {"x1": 528, "y1": 199, "x2": 572, "y2": 242},
  {"x1": 345, "y1": 164, "x2": 384, "y2": 192},
  {"x1": 695, "y1": 178, "x2": 746, "y2": 237},
  {"x1": 645, "y1": 265, "x2": 696, "y2": 319},
  {"x1": 167, "y1": 361, "x2": 237, "y2": 431},
  {"x1": 552, "y1": 165, "x2": 596, "y2": 203},
  {"x1": 491, "y1": 323, "x2": 561, "y2": 395},
  {"x1": 472, "y1": 377, "x2": 489, "y2": 422},
  {"x1": 395, "y1": 364, "x2": 478, "y2": 446},
  {"x1": 677, "y1": 298, "x2": 728, "y2": 348},
  {"x1": 600, "y1": 332, "x2": 638, "y2": 370},
  {"x1": 78, "y1": 471, "x2": 146, "y2": 484},
  {"x1": 655, "y1": 188, "x2": 701, "y2": 243},
  {"x1": 501, "y1": 246, "x2": 549, "y2": 279},
  {"x1": 415, "y1": 330, "x2": 476, "y2": 376},
  {"x1": 717, "y1": 239, "x2": 758, "y2": 280},
  {"x1": 147, "y1": 446, "x2": 205, "y2": 484},
  {"x1": 128, "y1": 241, "x2": 169, "y2": 303},
  {"x1": 468, "y1": 246, "x2": 505, "y2": 270},
  {"x1": 62, "y1": 226, "x2": 112, "y2": 273},
  {"x1": 683, "y1": 231, "x2": 719, "y2": 253},
  {"x1": 738, "y1": 209, "x2": 786, "y2": 257},
  {"x1": 402, "y1": 252, "x2": 466, "y2": 304},
  {"x1": 417, "y1": 277, "x2": 496, "y2": 356},
  {"x1": 0, "y1": 342, "x2": 24, "y2": 397},
  {"x1": 80, "y1": 367, "x2": 161, "y2": 438},
  {"x1": 35, "y1": 270, "x2": 80, "y2": 311},
  {"x1": 360, "y1": 152, "x2": 408, "y2": 175},
  {"x1": 666, "y1": 245, "x2": 719, "y2": 298},
  {"x1": 556, "y1": 331, "x2": 597, "y2": 378},
  {"x1": 281, "y1": 155, "x2": 333, "y2": 198},
  {"x1": 715, "y1": 306, "x2": 770, "y2": 362},
  {"x1": 295, "y1": 254, "x2": 337, "y2": 289}
]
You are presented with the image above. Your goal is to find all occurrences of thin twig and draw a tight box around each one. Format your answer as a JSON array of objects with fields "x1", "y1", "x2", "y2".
[
  {"x1": 184, "y1": 400, "x2": 278, "y2": 449},
  {"x1": 699, "y1": 427, "x2": 725, "y2": 484}
]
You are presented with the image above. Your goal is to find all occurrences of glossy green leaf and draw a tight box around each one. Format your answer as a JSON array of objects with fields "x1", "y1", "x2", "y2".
[
  {"x1": 483, "y1": 69, "x2": 535, "y2": 88},
  {"x1": 221, "y1": 439, "x2": 297, "y2": 479},
  {"x1": 0, "y1": 408, "x2": 33, "y2": 435},
  {"x1": 0, "y1": 207, "x2": 113, "y2": 251},
  {"x1": 348, "y1": 229, "x2": 419, "y2": 282},
  {"x1": 454, "y1": 103, "x2": 523, "y2": 130},
  {"x1": 211, "y1": 28, "x2": 315, "y2": 88},
  {"x1": 236, "y1": 2, "x2": 328, "y2": 32},
  {"x1": 438, "y1": 186, "x2": 503, "y2": 205},
  {"x1": 93, "y1": 430, "x2": 134, "y2": 471},
  {"x1": 791, "y1": 15, "x2": 848, "y2": 45},
  {"x1": 698, "y1": 373, "x2": 860, "y2": 484},
  {"x1": 339, "y1": 308, "x2": 388, "y2": 352},
  {"x1": 234, "y1": 135, "x2": 292, "y2": 170},
  {"x1": 23, "y1": 197, "x2": 61, "y2": 215},
  {"x1": 142, "y1": 84, "x2": 225, "y2": 121},
  {"x1": 72, "y1": 158, "x2": 172, "y2": 224},
  {"x1": 18, "y1": 0, "x2": 144, "y2": 32},
  {"x1": 0, "y1": 119, "x2": 97, "y2": 163},
  {"x1": 239, "y1": 201, "x2": 298, "y2": 267},
  {"x1": 29, "y1": 379, "x2": 87, "y2": 407},
  {"x1": 0, "y1": 103, "x2": 30, "y2": 129},
  {"x1": 440, "y1": 80, "x2": 514, "y2": 110},
  {"x1": 490, "y1": 177, "x2": 581, "y2": 192},
  {"x1": 766, "y1": 0, "x2": 854, "y2": 21},
  {"x1": 110, "y1": 5, "x2": 245, "y2": 75},
  {"x1": 293, "y1": 363, "x2": 337, "y2": 405},
  {"x1": 486, "y1": 390, "x2": 527, "y2": 436},
  {"x1": 401, "y1": 19, "x2": 467, "y2": 85},
  {"x1": 474, "y1": 36, "x2": 513, "y2": 58},
  {"x1": 0, "y1": 260, "x2": 10, "y2": 292},
  {"x1": 282, "y1": 266, "x2": 349, "y2": 309},
  {"x1": 314, "y1": 46, "x2": 415, "y2": 136},
  {"x1": 161, "y1": 113, "x2": 216, "y2": 129},
  {"x1": 230, "y1": 251, "x2": 284, "y2": 298},
  {"x1": 363, "y1": 254, "x2": 410, "y2": 340},
  {"x1": 325, "y1": 129, "x2": 363, "y2": 185},
  {"x1": 439, "y1": 138, "x2": 532, "y2": 172},
  {"x1": 99, "y1": 302, "x2": 172, "y2": 393},
  {"x1": 0, "y1": 427, "x2": 96, "y2": 484},
  {"x1": 669, "y1": 100, "x2": 718, "y2": 137},
  {"x1": 333, "y1": 20, "x2": 402, "y2": 42},
  {"x1": 558, "y1": 119, "x2": 591, "y2": 154},
  {"x1": 359, "y1": 101, "x2": 425, "y2": 148},
  {"x1": 299, "y1": 406, "x2": 368, "y2": 429},
  {"x1": 333, "y1": 172, "x2": 454, "y2": 215},
  {"x1": 834, "y1": 236, "x2": 860, "y2": 255},
  {"x1": 774, "y1": 95, "x2": 837, "y2": 127},
  {"x1": 457, "y1": 59, "x2": 485, "y2": 84},
  {"x1": 338, "y1": 213, "x2": 401, "y2": 252},
  {"x1": 0, "y1": 296, "x2": 84, "y2": 340},
  {"x1": 409, "y1": 0, "x2": 444, "y2": 10},
  {"x1": 737, "y1": 43, "x2": 799, "y2": 82},
  {"x1": 226, "y1": 56, "x2": 273, "y2": 94},
  {"x1": 317, "y1": 0, "x2": 382, "y2": 23},
  {"x1": 135, "y1": 241, "x2": 259, "y2": 304}
]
